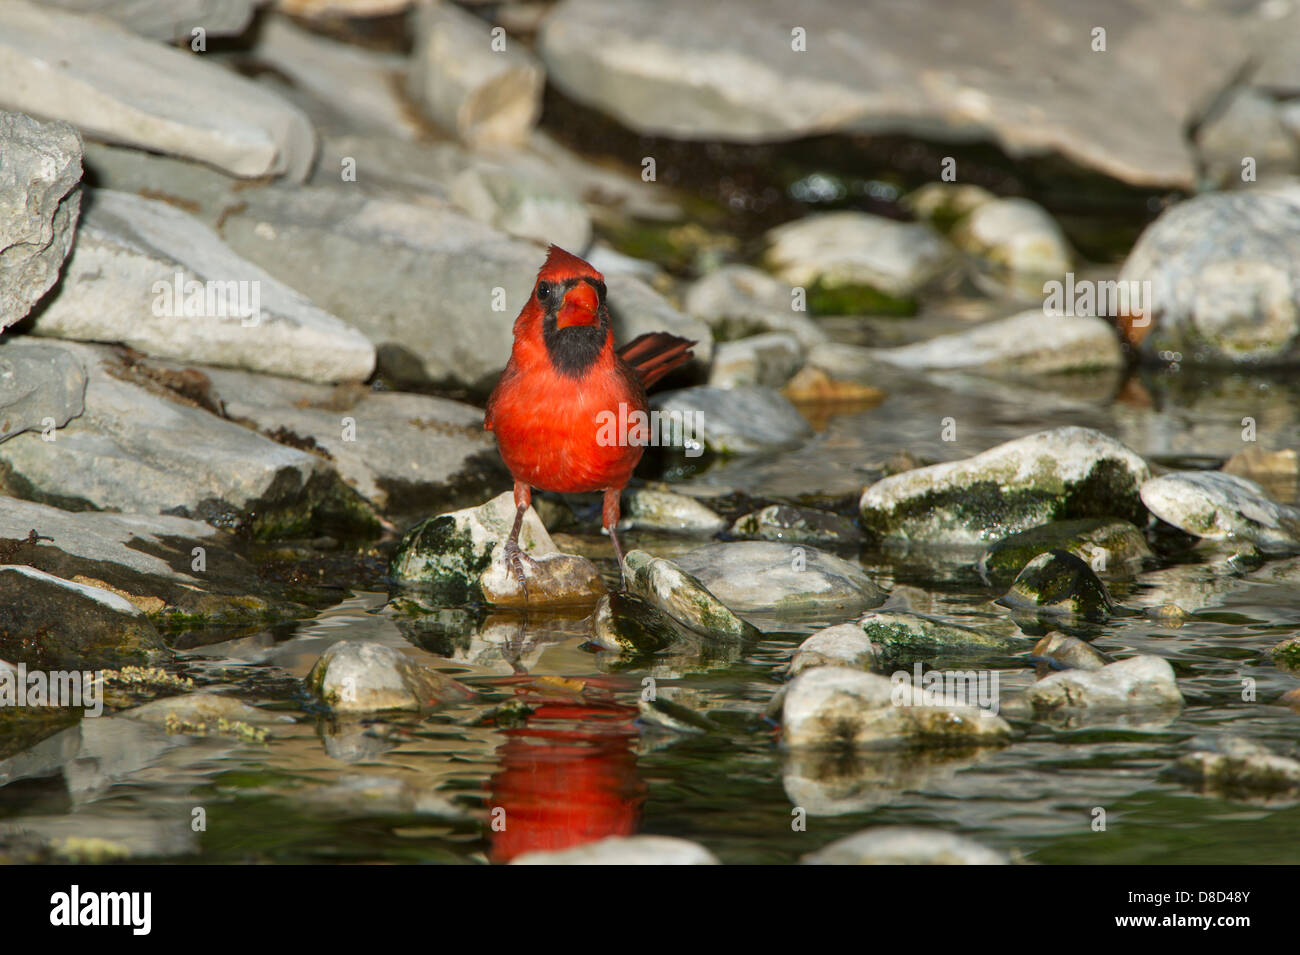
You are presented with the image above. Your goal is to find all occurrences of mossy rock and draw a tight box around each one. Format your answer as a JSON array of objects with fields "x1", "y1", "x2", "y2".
[
  {"x1": 997, "y1": 549, "x2": 1115, "y2": 622},
  {"x1": 978, "y1": 518, "x2": 1151, "y2": 587}
]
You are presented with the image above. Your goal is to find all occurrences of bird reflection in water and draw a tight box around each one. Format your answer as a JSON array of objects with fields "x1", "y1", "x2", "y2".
[{"x1": 488, "y1": 682, "x2": 646, "y2": 863}]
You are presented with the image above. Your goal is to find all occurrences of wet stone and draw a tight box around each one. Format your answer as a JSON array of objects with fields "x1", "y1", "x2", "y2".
[
  {"x1": 997, "y1": 550, "x2": 1116, "y2": 622},
  {"x1": 305, "y1": 640, "x2": 475, "y2": 714},
  {"x1": 729, "y1": 504, "x2": 864, "y2": 546}
]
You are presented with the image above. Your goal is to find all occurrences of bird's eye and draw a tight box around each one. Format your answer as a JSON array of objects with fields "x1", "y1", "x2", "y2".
[{"x1": 537, "y1": 282, "x2": 552, "y2": 303}]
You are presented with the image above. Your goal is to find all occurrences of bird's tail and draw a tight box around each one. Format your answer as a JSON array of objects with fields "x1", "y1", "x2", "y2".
[{"x1": 618, "y1": 332, "x2": 696, "y2": 389}]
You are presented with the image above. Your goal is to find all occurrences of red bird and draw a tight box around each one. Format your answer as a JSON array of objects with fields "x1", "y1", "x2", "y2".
[{"x1": 485, "y1": 245, "x2": 694, "y2": 598}]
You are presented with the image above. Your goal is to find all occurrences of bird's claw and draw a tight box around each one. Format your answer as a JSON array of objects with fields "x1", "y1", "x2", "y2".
[{"x1": 502, "y1": 538, "x2": 537, "y2": 601}]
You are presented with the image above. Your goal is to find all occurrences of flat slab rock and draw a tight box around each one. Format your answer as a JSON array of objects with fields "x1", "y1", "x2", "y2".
[
  {"x1": 0, "y1": 339, "x2": 375, "y2": 540},
  {"x1": 30, "y1": 190, "x2": 376, "y2": 384},
  {"x1": 859, "y1": 427, "x2": 1151, "y2": 545},
  {"x1": 306, "y1": 639, "x2": 475, "y2": 713},
  {"x1": 539, "y1": 0, "x2": 1250, "y2": 188},
  {"x1": 674, "y1": 541, "x2": 886, "y2": 614},
  {"x1": 0, "y1": 494, "x2": 283, "y2": 620},
  {"x1": 0, "y1": 2, "x2": 316, "y2": 180}
]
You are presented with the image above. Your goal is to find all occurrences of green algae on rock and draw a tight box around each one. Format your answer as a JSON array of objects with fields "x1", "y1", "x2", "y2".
[
  {"x1": 858, "y1": 609, "x2": 1023, "y2": 657},
  {"x1": 997, "y1": 549, "x2": 1116, "y2": 622},
  {"x1": 977, "y1": 517, "x2": 1152, "y2": 587},
  {"x1": 389, "y1": 491, "x2": 555, "y2": 603},
  {"x1": 859, "y1": 427, "x2": 1150, "y2": 545},
  {"x1": 0, "y1": 566, "x2": 167, "y2": 669},
  {"x1": 623, "y1": 549, "x2": 759, "y2": 642}
]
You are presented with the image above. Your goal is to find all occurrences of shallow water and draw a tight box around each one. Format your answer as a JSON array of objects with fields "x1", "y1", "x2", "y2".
[{"x1": 5, "y1": 364, "x2": 1297, "y2": 864}]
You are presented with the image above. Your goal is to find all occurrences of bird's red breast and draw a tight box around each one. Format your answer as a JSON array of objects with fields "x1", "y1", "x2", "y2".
[{"x1": 486, "y1": 246, "x2": 648, "y2": 495}]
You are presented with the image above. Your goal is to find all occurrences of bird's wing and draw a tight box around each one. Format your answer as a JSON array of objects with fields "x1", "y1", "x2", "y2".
[{"x1": 617, "y1": 332, "x2": 696, "y2": 389}]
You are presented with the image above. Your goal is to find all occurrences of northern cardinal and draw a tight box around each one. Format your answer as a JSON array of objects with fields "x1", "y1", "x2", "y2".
[{"x1": 485, "y1": 246, "x2": 694, "y2": 598}]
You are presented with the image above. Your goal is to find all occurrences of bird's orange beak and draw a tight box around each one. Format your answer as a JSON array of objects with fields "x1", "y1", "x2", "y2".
[{"x1": 555, "y1": 281, "x2": 600, "y2": 329}]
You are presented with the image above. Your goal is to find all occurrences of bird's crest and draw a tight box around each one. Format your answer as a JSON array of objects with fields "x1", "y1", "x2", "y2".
[{"x1": 537, "y1": 244, "x2": 603, "y2": 285}]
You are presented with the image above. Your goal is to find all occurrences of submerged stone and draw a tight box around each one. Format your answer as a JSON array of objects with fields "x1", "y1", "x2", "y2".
[
  {"x1": 729, "y1": 504, "x2": 864, "y2": 546},
  {"x1": 306, "y1": 640, "x2": 474, "y2": 713},
  {"x1": 1001, "y1": 655, "x2": 1182, "y2": 719},
  {"x1": 787, "y1": 623, "x2": 878, "y2": 677},
  {"x1": 781, "y1": 666, "x2": 1010, "y2": 750},
  {"x1": 1031, "y1": 631, "x2": 1112, "y2": 671},
  {"x1": 1171, "y1": 736, "x2": 1300, "y2": 797},
  {"x1": 674, "y1": 541, "x2": 886, "y2": 615},
  {"x1": 480, "y1": 551, "x2": 606, "y2": 607}
]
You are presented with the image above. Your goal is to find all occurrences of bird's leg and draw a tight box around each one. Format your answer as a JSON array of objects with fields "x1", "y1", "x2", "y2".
[
  {"x1": 502, "y1": 481, "x2": 539, "y2": 600},
  {"x1": 602, "y1": 488, "x2": 628, "y2": 590}
]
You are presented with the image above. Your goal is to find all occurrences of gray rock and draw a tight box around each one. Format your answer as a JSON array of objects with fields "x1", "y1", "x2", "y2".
[
  {"x1": 624, "y1": 549, "x2": 758, "y2": 642},
  {"x1": 197, "y1": 365, "x2": 500, "y2": 513},
  {"x1": 618, "y1": 487, "x2": 725, "y2": 536},
  {"x1": 1119, "y1": 183, "x2": 1300, "y2": 365},
  {"x1": 803, "y1": 826, "x2": 1007, "y2": 865},
  {"x1": 30, "y1": 190, "x2": 376, "y2": 384},
  {"x1": 0, "y1": 811, "x2": 197, "y2": 860},
  {"x1": 390, "y1": 491, "x2": 556, "y2": 602},
  {"x1": 782, "y1": 666, "x2": 1010, "y2": 749},
  {"x1": 997, "y1": 550, "x2": 1116, "y2": 622},
  {"x1": 409, "y1": 0, "x2": 543, "y2": 149},
  {"x1": 306, "y1": 640, "x2": 475, "y2": 713},
  {"x1": 951, "y1": 197, "x2": 1072, "y2": 296},
  {"x1": 0, "y1": 1, "x2": 316, "y2": 181},
  {"x1": 708, "y1": 332, "x2": 803, "y2": 389},
  {"x1": 1173, "y1": 736, "x2": 1300, "y2": 796},
  {"x1": 511, "y1": 835, "x2": 719, "y2": 865},
  {"x1": 1001, "y1": 654, "x2": 1183, "y2": 719},
  {"x1": 0, "y1": 111, "x2": 82, "y2": 332},
  {"x1": 1032, "y1": 631, "x2": 1112, "y2": 671},
  {"x1": 650, "y1": 386, "x2": 811, "y2": 455},
  {"x1": 214, "y1": 185, "x2": 704, "y2": 390},
  {"x1": 858, "y1": 609, "x2": 1021, "y2": 656},
  {"x1": 539, "y1": 0, "x2": 1246, "y2": 188},
  {"x1": 866, "y1": 311, "x2": 1122, "y2": 377},
  {"x1": 45, "y1": 0, "x2": 258, "y2": 41},
  {"x1": 0, "y1": 340, "x2": 376, "y2": 539},
  {"x1": 239, "y1": 14, "x2": 420, "y2": 142},
  {"x1": 0, "y1": 565, "x2": 165, "y2": 669},
  {"x1": 977, "y1": 518, "x2": 1152, "y2": 587},
  {"x1": 764, "y1": 211, "x2": 956, "y2": 299},
  {"x1": 683, "y1": 265, "x2": 827, "y2": 349},
  {"x1": 1195, "y1": 87, "x2": 1298, "y2": 188},
  {"x1": 1140, "y1": 470, "x2": 1300, "y2": 552},
  {"x1": 316, "y1": 134, "x2": 592, "y2": 251},
  {"x1": 902, "y1": 183, "x2": 996, "y2": 227},
  {"x1": 675, "y1": 541, "x2": 886, "y2": 615},
  {"x1": 859, "y1": 427, "x2": 1151, "y2": 544},
  {"x1": 0, "y1": 341, "x2": 86, "y2": 444},
  {"x1": 787, "y1": 623, "x2": 877, "y2": 677},
  {"x1": 728, "y1": 504, "x2": 863, "y2": 546}
]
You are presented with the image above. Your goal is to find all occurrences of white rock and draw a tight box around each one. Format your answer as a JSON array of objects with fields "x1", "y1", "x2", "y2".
[
  {"x1": 510, "y1": 835, "x2": 719, "y2": 865},
  {"x1": 1140, "y1": 470, "x2": 1300, "y2": 552},
  {"x1": 765, "y1": 211, "x2": 955, "y2": 298},
  {"x1": 804, "y1": 826, "x2": 1007, "y2": 865},
  {"x1": 787, "y1": 623, "x2": 878, "y2": 677},
  {"x1": 1002, "y1": 655, "x2": 1183, "y2": 717},
  {"x1": 674, "y1": 541, "x2": 886, "y2": 614}
]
